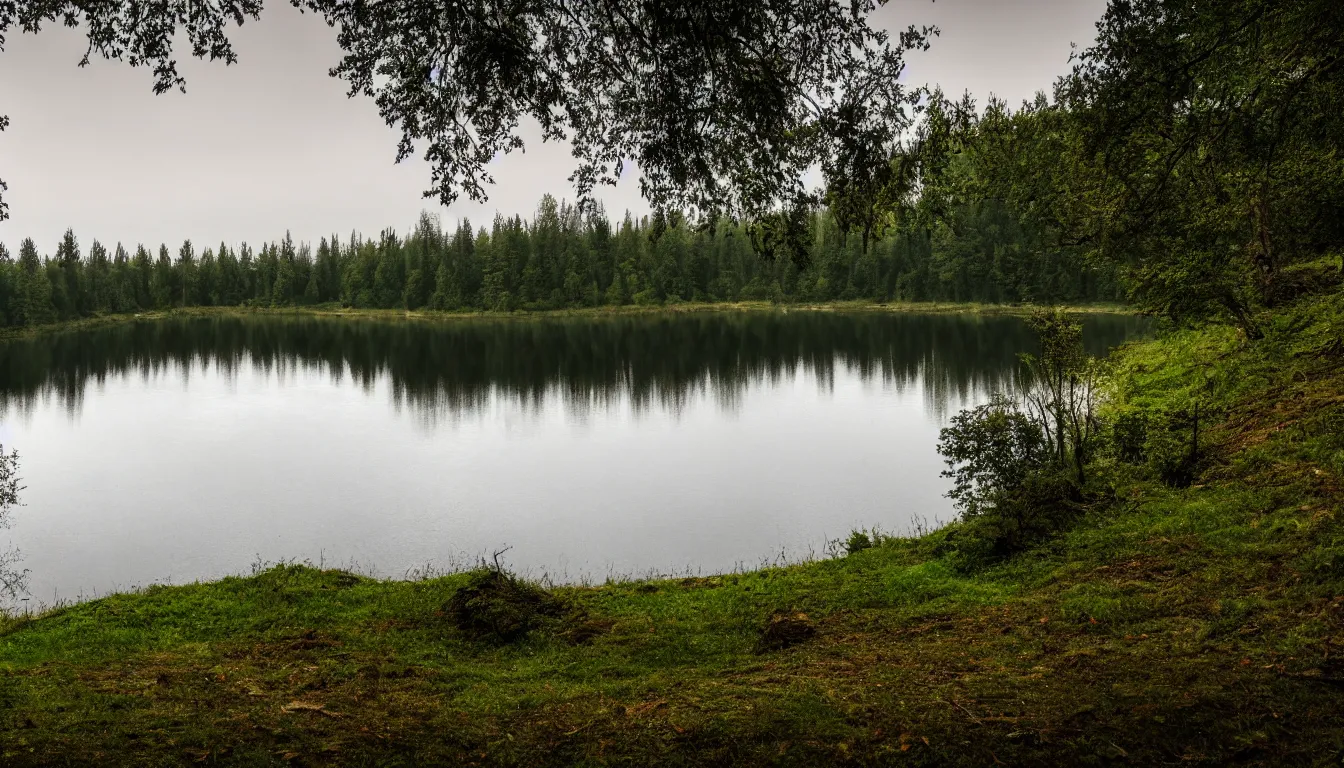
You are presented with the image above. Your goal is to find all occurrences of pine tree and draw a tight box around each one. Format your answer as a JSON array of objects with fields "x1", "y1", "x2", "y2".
[
  {"x1": 178, "y1": 240, "x2": 197, "y2": 307},
  {"x1": 111, "y1": 243, "x2": 136, "y2": 312},
  {"x1": 0, "y1": 243, "x2": 14, "y2": 326},
  {"x1": 294, "y1": 241, "x2": 314, "y2": 304},
  {"x1": 87, "y1": 239, "x2": 112, "y2": 313},
  {"x1": 15, "y1": 238, "x2": 55, "y2": 326},
  {"x1": 151, "y1": 244, "x2": 175, "y2": 309},
  {"x1": 303, "y1": 253, "x2": 321, "y2": 304},
  {"x1": 270, "y1": 232, "x2": 297, "y2": 305},
  {"x1": 53, "y1": 228, "x2": 82, "y2": 319},
  {"x1": 236, "y1": 244, "x2": 254, "y2": 303},
  {"x1": 313, "y1": 238, "x2": 335, "y2": 304},
  {"x1": 198, "y1": 246, "x2": 218, "y2": 306},
  {"x1": 216, "y1": 242, "x2": 239, "y2": 306},
  {"x1": 131, "y1": 245, "x2": 153, "y2": 309}
]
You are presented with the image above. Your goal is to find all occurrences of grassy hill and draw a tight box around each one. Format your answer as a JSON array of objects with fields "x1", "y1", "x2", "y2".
[{"x1": 2, "y1": 290, "x2": 1342, "y2": 766}]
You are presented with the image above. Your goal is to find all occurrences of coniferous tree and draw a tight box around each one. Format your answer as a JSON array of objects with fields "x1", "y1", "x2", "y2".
[
  {"x1": 0, "y1": 243, "x2": 15, "y2": 326},
  {"x1": 271, "y1": 233, "x2": 297, "y2": 305},
  {"x1": 110, "y1": 243, "x2": 136, "y2": 312},
  {"x1": 151, "y1": 244, "x2": 175, "y2": 309},
  {"x1": 87, "y1": 239, "x2": 112, "y2": 313},
  {"x1": 52, "y1": 229, "x2": 81, "y2": 319},
  {"x1": 238, "y1": 243, "x2": 255, "y2": 303},
  {"x1": 0, "y1": 193, "x2": 1127, "y2": 324},
  {"x1": 15, "y1": 238, "x2": 55, "y2": 326},
  {"x1": 199, "y1": 246, "x2": 219, "y2": 306},
  {"x1": 130, "y1": 245, "x2": 153, "y2": 309},
  {"x1": 178, "y1": 240, "x2": 198, "y2": 307}
]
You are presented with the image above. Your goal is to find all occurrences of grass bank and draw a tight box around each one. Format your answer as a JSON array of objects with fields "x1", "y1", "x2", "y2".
[
  {"x1": 0, "y1": 299, "x2": 1133, "y2": 341},
  {"x1": 1, "y1": 292, "x2": 1341, "y2": 766}
]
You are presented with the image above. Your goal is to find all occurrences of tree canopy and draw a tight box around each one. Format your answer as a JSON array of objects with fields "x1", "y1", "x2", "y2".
[
  {"x1": 0, "y1": 0, "x2": 932, "y2": 221},
  {"x1": 913, "y1": 0, "x2": 1344, "y2": 334}
]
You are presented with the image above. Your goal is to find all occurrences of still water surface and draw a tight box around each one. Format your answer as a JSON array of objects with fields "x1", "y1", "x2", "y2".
[{"x1": 0, "y1": 311, "x2": 1148, "y2": 603}]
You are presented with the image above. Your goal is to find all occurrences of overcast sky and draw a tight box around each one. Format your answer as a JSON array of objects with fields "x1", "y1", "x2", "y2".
[{"x1": 0, "y1": 0, "x2": 1104, "y2": 256}]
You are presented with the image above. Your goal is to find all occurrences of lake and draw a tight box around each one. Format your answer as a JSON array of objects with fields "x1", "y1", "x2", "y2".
[{"x1": 0, "y1": 310, "x2": 1149, "y2": 604}]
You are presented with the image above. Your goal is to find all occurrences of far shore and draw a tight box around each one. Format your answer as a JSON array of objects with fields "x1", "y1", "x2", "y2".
[{"x1": 0, "y1": 299, "x2": 1137, "y2": 340}]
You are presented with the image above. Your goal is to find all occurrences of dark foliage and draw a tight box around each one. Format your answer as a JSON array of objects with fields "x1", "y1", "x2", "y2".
[
  {"x1": 0, "y1": 0, "x2": 930, "y2": 220},
  {"x1": 0, "y1": 446, "x2": 22, "y2": 599},
  {"x1": 938, "y1": 394, "x2": 1050, "y2": 520},
  {"x1": 936, "y1": 309, "x2": 1104, "y2": 561},
  {"x1": 938, "y1": 0, "x2": 1344, "y2": 334}
]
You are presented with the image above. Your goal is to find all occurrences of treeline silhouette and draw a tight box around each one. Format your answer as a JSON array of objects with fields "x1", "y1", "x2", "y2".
[
  {"x1": 0, "y1": 311, "x2": 1147, "y2": 422},
  {"x1": 0, "y1": 197, "x2": 1121, "y2": 327}
]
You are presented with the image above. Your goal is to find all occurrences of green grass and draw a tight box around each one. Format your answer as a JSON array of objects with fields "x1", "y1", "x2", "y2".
[{"x1": 1, "y1": 292, "x2": 1341, "y2": 765}]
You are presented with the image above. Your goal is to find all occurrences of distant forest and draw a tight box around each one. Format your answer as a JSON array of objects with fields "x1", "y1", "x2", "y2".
[{"x1": 0, "y1": 198, "x2": 1120, "y2": 326}]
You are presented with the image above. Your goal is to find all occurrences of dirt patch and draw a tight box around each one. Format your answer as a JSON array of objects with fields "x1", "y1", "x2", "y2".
[
  {"x1": 444, "y1": 569, "x2": 568, "y2": 644},
  {"x1": 287, "y1": 629, "x2": 341, "y2": 651},
  {"x1": 320, "y1": 570, "x2": 363, "y2": 589},
  {"x1": 558, "y1": 617, "x2": 615, "y2": 646},
  {"x1": 756, "y1": 611, "x2": 817, "y2": 653}
]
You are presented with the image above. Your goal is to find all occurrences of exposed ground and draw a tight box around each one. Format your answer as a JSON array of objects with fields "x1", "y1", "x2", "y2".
[{"x1": 1, "y1": 292, "x2": 1341, "y2": 766}]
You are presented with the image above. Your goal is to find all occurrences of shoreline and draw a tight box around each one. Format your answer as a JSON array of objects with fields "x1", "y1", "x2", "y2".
[{"x1": 0, "y1": 299, "x2": 1137, "y2": 340}]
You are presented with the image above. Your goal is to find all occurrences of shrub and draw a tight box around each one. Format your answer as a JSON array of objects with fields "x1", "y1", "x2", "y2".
[
  {"x1": 937, "y1": 395, "x2": 1076, "y2": 562},
  {"x1": 1145, "y1": 403, "x2": 1203, "y2": 487},
  {"x1": 1020, "y1": 309, "x2": 1104, "y2": 485},
  {"x1": 938, "y1": 394, "x2": 1049, "y2": 518},
  {"x1": 0, "y1": 446, "x2": 24, "y2": 601},
  {"x1": 1110, "y1": 408, "x2": 1150, "y2": 464},
  {"x1": 843, "y1": 530, "x2": 873, "y2": 556}
]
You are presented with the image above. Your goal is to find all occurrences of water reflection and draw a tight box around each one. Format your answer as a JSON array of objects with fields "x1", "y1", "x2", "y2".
[
  {"x1": 0, "y1": 311, "x2": 1147, "y2": 424},
  {"x1": 0, "y1": 310, "x2": 1151, "y2": 601}
]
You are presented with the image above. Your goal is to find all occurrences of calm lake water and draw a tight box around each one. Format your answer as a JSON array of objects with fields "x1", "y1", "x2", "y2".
[{"x1": 0, "y1": 311, "x2": 1148, "y2": 604}]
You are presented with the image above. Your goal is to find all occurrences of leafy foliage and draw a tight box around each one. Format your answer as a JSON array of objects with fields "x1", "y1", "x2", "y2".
[
  {"x1": 1019, "y1": 309, "x2": 1103, "y2": 484},
  {"x1": 934, "y1": 0, "x2": 1344, "y2": 334},
  {"x1": 937, "y1": 310, "x2": 1105, "y2": 559},
  {"x1": 937, "y1": 394, "x2": 1049, "y2": 521},
  {"x1": 0, "y1": 0, "x2": 932, "y2": 219},
  {"x1": 0, "y1": 446, "x2": 24, "y2": 601}
]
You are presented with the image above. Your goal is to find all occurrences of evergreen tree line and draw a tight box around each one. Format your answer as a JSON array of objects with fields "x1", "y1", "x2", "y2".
[{"x1": 0, "y1": 195, "x2": 1121, "y2": 327}]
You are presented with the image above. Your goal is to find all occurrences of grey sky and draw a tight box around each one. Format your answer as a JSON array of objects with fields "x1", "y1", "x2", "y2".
[{"x1": 0, "y1": 0, "x2": 1103, "y2": 255}]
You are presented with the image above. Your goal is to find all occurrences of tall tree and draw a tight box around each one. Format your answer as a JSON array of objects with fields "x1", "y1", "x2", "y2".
[
  {"x1": 14, "y1": 238, "x2": 54, "y2": 326},
  {"x1": 53, "y1": 228, "x2": 82, "y2": 319}
]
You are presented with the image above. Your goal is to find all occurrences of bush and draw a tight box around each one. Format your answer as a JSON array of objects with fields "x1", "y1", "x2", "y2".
[
  {"x1": 938, "y1": 394, "x2": 1049, "y2": 518},
  {"x1": 843, "y1": 530, "x2": 873, "y2": 556},
  {"x1": 936, "y1": 395, "x2": 1076, "y2": 563},
  {"x1": 1145, "y1": 404, "x2": 1203, "y2": 487},
  {"x1": 0, "y1": 446, "x2": 24, "y2": 601},
  {"x1": 1110, "y1": 408, "x2": 1150, "y2": 464},
  {"x1": 443, "y1": 567, "x2": 613, "y2": 646}
]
